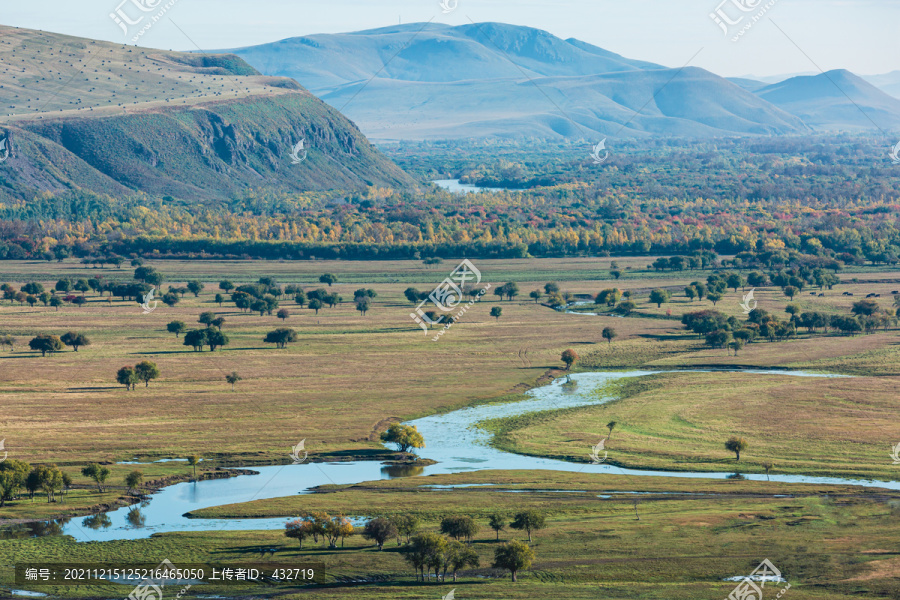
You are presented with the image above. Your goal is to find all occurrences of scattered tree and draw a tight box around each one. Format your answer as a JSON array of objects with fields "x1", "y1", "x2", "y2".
[
  {"x1": 134, "y1": 361, "x2": 160, "y2": 387},
  {"x1": 380, "y1": 423, "x2": 425, "y2": 453},
  {"x1": 561, "y1": 348, "x2": 578, "y2": 371},
  {"x1": 226, "y1": 372, "x2": 242, "y2": 391},
  {"x1": 264, "y1": 328, "x2": 299, "y2": 349},
  {"x1": 606, "y1": 421, "x2": 617, "y2": 440},
  {"x1": 29, "y1": 335, "x2": 63, "y2": 357},
  {"x1": 488, "y1": 513, "x2": 506, "y2": 540},
  {"x1": 510, "y1": 510, "x2": 546, "y2": 542},
  {"x1": 125, "y1": 470, "x2": 144, "y2": 494},
  {"x1": 167, "y1": 321, "x2": 186, "y2": 337},
  {"x1": 116, "y1": 366, "x2": 138, "y2": 390},
  {"x1": 362, "y1": 517, "x2": 397, "y2": 550},
  {"x1": 649, "y1": 288, "x2": 670, "y2": 308},
  {"x1": 187, "y1": 455, "x2": 201, "y2": 480},
  {"x1": 61, "y1": 332, "x2": 90, "y2": 352},
  {"x1": 601, "y1": 326, "x2": 617, "y2": 344},
  {"x1": 491, "y1": 306, "x2": 502, "y2": 321},
  {"x1": 187, "y1": 281, "x2": 205, "y2": 297},
  {"x1": 81, "y1": 464, "x2": 111, "y2": 493},
  {"x1": 440, "y1": 515, "x2": 480, "y2": 542},
  {"x1": 725, "y1": 436, "x2": 748, "y2": 461},
  {"x1": 493, "y1": 539, "x2": 535, "y2": 582}
]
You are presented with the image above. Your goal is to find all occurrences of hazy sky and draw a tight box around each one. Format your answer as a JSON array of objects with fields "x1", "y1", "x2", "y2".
[{"x1": 4, "y1": 0, "x2": 897, "y2": 77}]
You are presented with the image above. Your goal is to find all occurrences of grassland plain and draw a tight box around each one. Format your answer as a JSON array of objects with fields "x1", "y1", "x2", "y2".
[
  {"x1": 1, "y1": 257, "x2": 899, "y2": 466},
  {"x1": 2, "y1": 257, "x2": 900, "y2": 598}
]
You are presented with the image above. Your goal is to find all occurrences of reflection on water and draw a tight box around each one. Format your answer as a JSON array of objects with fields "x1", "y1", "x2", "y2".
[
  {"x1": 82, "y1": 513, "x2": 112, "y2": 530},
  {"x1": 381, "y1": 464, "x2": 425, "y2": 478},
  {"x1": 0, "y1": 518, "x2": 69, "y2": 539},
  {"x1": 125, "y1": 507, "x2": 146, "y2": 528}
]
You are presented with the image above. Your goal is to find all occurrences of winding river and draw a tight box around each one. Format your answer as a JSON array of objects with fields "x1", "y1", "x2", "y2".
[{"x1": 44, "y1": 369, "x2": 897, "y2": 543}]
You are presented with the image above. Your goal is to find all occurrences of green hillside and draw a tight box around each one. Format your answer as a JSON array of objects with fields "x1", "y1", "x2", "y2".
[{"x1": 0, "y1": 25, "x2": 414, "y2": 201}]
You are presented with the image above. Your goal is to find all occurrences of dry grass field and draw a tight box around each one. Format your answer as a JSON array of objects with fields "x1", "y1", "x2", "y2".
[
  {"x1": 1, "y1": 257, "x2": 899, "y2": 468},
  {"x1": 2, "y1": 257, "x2": 900, "y2": 599}
]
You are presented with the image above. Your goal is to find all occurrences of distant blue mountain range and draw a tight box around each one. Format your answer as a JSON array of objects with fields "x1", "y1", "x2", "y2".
[{"x1": 218, "y1": 22, "x2": 900, "y2": 140}]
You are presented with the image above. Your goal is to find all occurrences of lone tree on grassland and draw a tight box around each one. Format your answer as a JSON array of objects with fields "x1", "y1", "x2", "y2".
[
  {"x1": 380, "y1": 423, "x2": 425, "y2": 453},
  {"x1": 510, "y1": 510, "x2": 546, "y2": 542},
  {"x1": 493, "y1": 539, "x2": 535, "y2": 582},
  {"x1": 606, "y1": 421, "x2": 618, "y2": 440},
  {"x1": 319, "y1": 273, "x2": 338, "y2": 287},
  {"x1": 226, "y1": 372, "x2": 242, "y2": 391},
  {"x1": 277, "y1": 308, "x2": 291, "y2": 321},
  {"x1": 602, "y1": 326, "x2": 617, "y2": 344},
  {"x1": 491, "y1": 306, "x2": 502, "y2": 321},
  {"x1": 725, "y1": 436, "x2": 748, "y2": 461},
  {"x1": 561, "y1": 349, "x2": 578, "y2": 371}
]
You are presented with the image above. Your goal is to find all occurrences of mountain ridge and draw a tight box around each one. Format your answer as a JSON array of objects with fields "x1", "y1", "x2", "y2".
[
  {"x1": 220, "y1": 22, "x2": 824, "y2": 140},
  {"x1": 0, "y1": 25, "x2": 415, "y2": 202}
]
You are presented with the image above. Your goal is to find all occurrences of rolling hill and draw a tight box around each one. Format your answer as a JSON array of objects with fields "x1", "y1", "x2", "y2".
[
  {"x1": 222, "y1": 22, "x2": 812, "y2": 141},
  {"x1": 863, "y1": 71, "x2": 900, "y2": 99},
  {"x1": 0, "y1": 25, "x2": 414, "y2": 202},
  {"x1": 755, "y1": 70, "x2": 900, "y2": 131}
]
